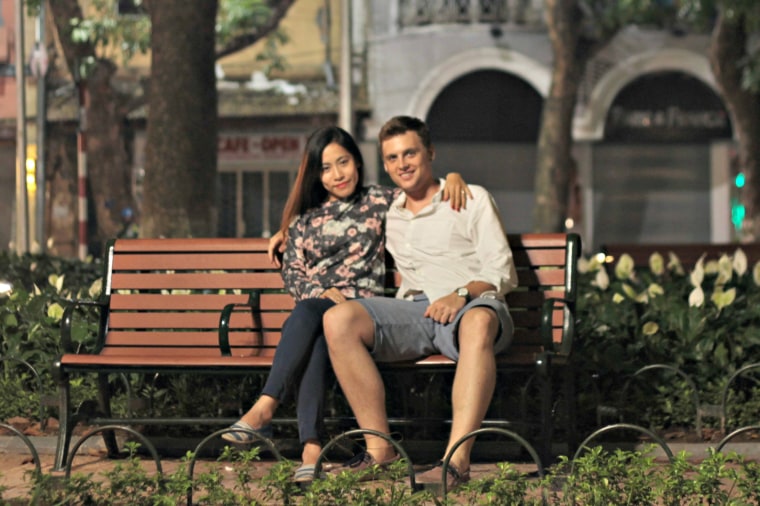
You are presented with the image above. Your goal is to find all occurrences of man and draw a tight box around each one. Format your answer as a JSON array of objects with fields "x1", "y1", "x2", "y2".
[{"x1": 323, "y1": 115, "x2": 517, "y2": 490}]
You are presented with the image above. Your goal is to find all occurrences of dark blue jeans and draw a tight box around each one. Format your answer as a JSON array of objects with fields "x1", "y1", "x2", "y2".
[{"x1": 260, "y1": 297, "x2": 335, "y2": 444}]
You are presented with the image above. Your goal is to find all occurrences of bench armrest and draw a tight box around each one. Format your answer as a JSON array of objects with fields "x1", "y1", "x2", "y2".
[
  {"x1": 540, "y1": 297, "x2": 575, "y2": 356},
  {"x1": 219, "y1": 290, "x2": 262, "y2": 356},
  {"x1": 60, "y1": 298, "x2": 109, "y2": 354}
]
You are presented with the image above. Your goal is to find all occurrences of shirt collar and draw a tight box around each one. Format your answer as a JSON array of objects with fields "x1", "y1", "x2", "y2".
[{"x1": 391, "y1": 178, "x2": 446, "y2": 210}]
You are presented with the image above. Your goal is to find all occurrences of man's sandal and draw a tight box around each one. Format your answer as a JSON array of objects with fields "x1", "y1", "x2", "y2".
[
  {"x1": 415, "y1": 461, "x2": 470, "y2": 492},
  {"x1": 331, "y1": 451, "x2": 401, "y2": 482}
]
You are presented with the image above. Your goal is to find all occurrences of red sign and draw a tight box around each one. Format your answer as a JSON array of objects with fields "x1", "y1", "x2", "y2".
[{"x1": 218, "y1": 134, "x2": 305, "y2": 161}]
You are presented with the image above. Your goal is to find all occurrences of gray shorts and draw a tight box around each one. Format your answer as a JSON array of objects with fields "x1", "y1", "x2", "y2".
[{"x1": 356, "y1": 295, "x2": 514, "y2": 362}]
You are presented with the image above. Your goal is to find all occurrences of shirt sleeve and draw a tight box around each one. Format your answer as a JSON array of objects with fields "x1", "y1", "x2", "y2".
[
  {"x1": 468, "y1": 189, "x2": 518, "y2": 295},
  {"x1": 280, "y1": 218, "x2": 324, "y2": 300}
]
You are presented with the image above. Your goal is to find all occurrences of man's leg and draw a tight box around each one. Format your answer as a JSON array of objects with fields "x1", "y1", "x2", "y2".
[
  {"x1": 323, "y1": 301, "x2": 396, "y2": 463},
  {"x1": 445, "y1": 307, "x2": 499, "y2": 472}
]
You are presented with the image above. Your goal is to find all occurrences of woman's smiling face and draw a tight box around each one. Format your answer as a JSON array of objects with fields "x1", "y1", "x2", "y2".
[{"x1": 321, "y1": 142, "x2": 360, "y2": 201}]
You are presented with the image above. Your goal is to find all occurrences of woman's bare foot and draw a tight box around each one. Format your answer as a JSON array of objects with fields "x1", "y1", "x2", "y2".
[
  {"x1": 240, "y1": 395, "x2": 278, "y2": 429},
  {"x1": 301, "y1": 440, "x2": 321, "y2": 466}
]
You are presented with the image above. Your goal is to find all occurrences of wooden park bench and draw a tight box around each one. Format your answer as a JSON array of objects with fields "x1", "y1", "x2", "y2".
[{"x1": 52, "y1": 233, "x2": 581, "y2": 470}]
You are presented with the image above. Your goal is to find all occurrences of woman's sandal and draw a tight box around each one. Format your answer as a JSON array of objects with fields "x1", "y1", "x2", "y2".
[
  {"x1": 293, "y1": 464, "x2": 318, "y2": 483},
  {"x1": 220, "y1": 420, "x2": 273, "y2": 444}
]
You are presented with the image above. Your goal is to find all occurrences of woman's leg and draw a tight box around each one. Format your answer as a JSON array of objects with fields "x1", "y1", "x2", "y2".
[
  {"x1": 237, "y1": 298, "x2": 335, "y2": 431},
  {"x1": 296, "y1": 333, "x2": 328, "y2": 464}
]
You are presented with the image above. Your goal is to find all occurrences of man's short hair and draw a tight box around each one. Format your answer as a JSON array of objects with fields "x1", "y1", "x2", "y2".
[{"x1": 378, "y1": 116, "x2": 432, "y2": 151}]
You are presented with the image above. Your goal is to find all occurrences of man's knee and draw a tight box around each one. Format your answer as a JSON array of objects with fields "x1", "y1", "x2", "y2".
[
  {"x1": 323, "y1": 301, "x2": 371, "y2": 347},
  {"x1": 459, "y1": 307, "x2": 499, "y2": 347}
]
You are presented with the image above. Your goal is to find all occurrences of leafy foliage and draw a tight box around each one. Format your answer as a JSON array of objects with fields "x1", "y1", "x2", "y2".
[
  {"x1": 678, "y1": 0, "x2": 760, "y2": 91},
  {"x1": 10, "y1": 444, "x2": 760, "y2": 504},
  {"x1": 575, "y1": 247, "x2": 760, "y2": 430}
]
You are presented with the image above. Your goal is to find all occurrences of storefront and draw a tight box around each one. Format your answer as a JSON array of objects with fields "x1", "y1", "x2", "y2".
[{"x1": 589, "y1": 71, "x2": 733, "y2": 250}]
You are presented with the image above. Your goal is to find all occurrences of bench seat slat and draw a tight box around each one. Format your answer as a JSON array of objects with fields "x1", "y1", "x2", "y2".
[
  {"x1": 59, "y1": 353, "x2": 278, "y2": 367},
  {"x1": 59, "y1": 348, "x2": 550, "y2": 369}
]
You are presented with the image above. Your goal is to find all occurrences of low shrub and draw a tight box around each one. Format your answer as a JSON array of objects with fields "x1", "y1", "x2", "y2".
[{"x1": 5, "y1": 445, "x2": 759, "y2": 505}]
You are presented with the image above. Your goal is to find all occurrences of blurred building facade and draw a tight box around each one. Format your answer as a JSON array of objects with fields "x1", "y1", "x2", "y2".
[{"x1": 0, "y1": 0, "x2": 738, "y2": 256}]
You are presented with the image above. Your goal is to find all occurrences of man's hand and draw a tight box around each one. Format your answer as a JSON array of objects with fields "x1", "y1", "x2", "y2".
[
  {"x1": 267, "y1": 230, "x2": 287, "y2": 267},
  {"x1": 320, "y1": 287, "x2": 347, "y2": 304},
  {"x1": 424, "y1": 292, "x2": 467, "y2": 324}
]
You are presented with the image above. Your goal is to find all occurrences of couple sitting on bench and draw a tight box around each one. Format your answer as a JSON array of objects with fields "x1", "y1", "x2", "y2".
[{"x1": 221, "y1": 116, "x2": 517, "y2": 490}]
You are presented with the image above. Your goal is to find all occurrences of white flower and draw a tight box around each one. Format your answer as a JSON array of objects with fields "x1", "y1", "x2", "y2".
[
  {"x1": 753, "y1": 261, "x2": 760, "y2": 286},
  {"x1": 614, "y1": 254, "x2": 635, "y2": 280},
  {"x1": 715, "y1": 255, "x2": 733, "y2": 285},
  {"x1": 690, "y1": 260, "x2": 704, "y2": 288},
  {"x1": 642, "y1": 321, "x2": 659, "y2": 336},
  {"x1": 593, "y1": 268, "x2": 610, "y2": 290},
  {"x1": 733, "y1": 248, "x2": 748, "y2": 276},
  {"x1": 49, "y1": 273, "x2": 65, "y2": 293},
  {"x1": 649, "y1": 252, "x2": 665, "y2": 276},
  {"x1": 667, "y1": 252, "x2": 685, "y2": 275},
  {"x1": 688, "y1": 286, "x2": 704, "y2": 307},
  {"x1": 578, "y1": 257, "x2": 590, "y2": 274},
  {"x1": 47, "y1": 302, "x2": 65, "y2": 322},
  {"x1": 612, "y1": 293, "x2": 625, "y2": 304},
  {"x1": 711, "y1": 287, "x2": 736, "y2": 311},
  {"x1": 89, "y1": 278, "x2": 103, "y2": 298},
  {"x1": 647, "y1": 283, "x2": 664, "y2": 298}
]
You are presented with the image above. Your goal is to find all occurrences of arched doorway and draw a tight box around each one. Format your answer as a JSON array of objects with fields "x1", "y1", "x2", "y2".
[
  {"x1": 425, "y1": 69, "x2": 543, "y2": 233},
  {"x1": 593, "y1": 71, "x2": 733, "y2": 247}
]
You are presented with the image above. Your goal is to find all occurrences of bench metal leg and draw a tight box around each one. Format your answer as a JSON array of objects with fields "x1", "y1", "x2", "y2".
[
  {"x1": 538, "y1": 372, "x2": 553, "y2": 465},
  {"x1": 562, "y1": 364, "x2": 579, "y2": 456},
  {"x1": 53, "y1": 375, "x2": 74, "y2": 471},
  {"x1": 97, "y1": 373, "x2": 120, "y2": 457}
]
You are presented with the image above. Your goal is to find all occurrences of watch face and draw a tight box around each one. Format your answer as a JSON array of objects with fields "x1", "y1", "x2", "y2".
[{"x1": 457, "y1": 288, "x2": 469, "y2": 297}]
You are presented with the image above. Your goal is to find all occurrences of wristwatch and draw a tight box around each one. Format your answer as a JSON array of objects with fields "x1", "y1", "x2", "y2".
[{"x1": 455, "y1": 286, "x2": 470, "y2": 302}]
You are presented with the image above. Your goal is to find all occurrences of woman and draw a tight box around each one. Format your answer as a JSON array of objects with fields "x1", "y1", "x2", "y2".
[{"x1": 221, "y1": 125, "x2": 470, "y2": 483}]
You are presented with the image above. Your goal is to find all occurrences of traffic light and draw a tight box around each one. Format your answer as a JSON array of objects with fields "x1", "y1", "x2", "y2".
[{"x1": 731, "y1": 171, "x2": 746, "y2": 231}]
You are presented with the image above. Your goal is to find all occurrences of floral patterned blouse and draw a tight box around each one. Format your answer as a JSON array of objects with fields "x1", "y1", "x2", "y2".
[{"x1": 282, "y1": 185, "x2": 400, "y2": 301}]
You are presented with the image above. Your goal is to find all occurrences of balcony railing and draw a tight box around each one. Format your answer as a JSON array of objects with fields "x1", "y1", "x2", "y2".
[{"x1": 399, "y1": 0, "x2": 545, "y2": 28}]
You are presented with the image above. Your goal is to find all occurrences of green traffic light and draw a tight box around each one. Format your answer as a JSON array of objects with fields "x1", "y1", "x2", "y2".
[{"x1": 735, "y1": 172, "x2": 746, "y2": 188}]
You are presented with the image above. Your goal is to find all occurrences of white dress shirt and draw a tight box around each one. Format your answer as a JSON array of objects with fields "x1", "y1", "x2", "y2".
[{"x1": 386, "y1": 179, "x2": 518, "y2": 302}]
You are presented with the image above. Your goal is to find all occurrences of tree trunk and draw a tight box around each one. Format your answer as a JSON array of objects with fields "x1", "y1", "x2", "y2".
[
  {"x1": 533, "y1": 0, "x2": 586, "y2": 233},
  {"x1": 141, "y1": 0, "x2": 219, "y2": 238},
  {"x1": 47, "y1": 0, "x2": 136, "y2": 249},
  {"x1": 709, "y1": 10, "x2": 760, "y2": 241}
]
